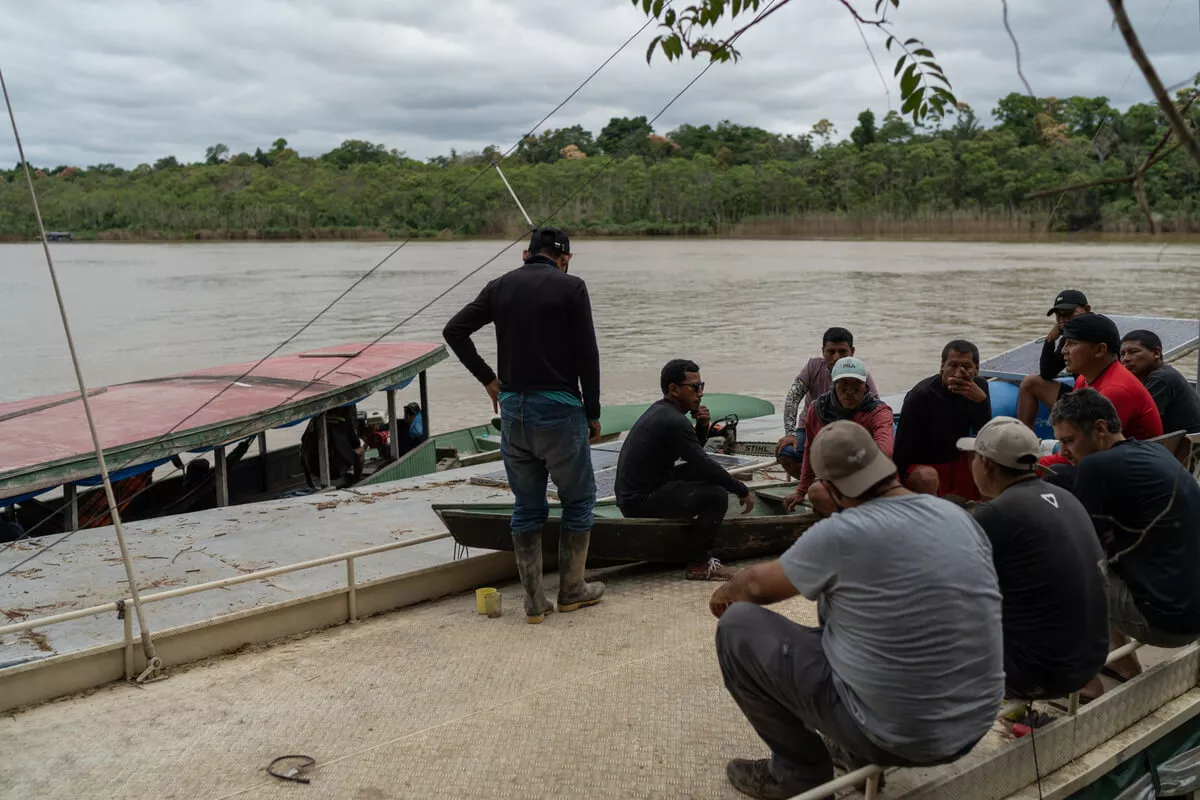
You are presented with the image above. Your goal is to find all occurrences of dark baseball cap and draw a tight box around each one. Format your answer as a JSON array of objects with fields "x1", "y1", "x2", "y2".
[
  {"x1": 1062, "y1": 312, "x2": 1121, "y2": 354},
  {"x1": 528, "y1": 227, "x2": 570, "y2": 255},
  {"x1": 1046, "y1": 289, "x2": 1088, "y2": 316}
]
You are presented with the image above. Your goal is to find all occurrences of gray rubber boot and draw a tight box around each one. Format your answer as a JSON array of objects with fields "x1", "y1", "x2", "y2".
[
  {"x1": 556, "y1": 529, "x2": 605, "y2": 612},
  {"x1": 512, "y1": 531, "x2": 553, "y2": 624}
]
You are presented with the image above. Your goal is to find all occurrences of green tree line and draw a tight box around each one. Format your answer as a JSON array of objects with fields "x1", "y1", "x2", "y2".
[{"x1": 2, "y1": 92, "x2": 1198, "y2": 241}]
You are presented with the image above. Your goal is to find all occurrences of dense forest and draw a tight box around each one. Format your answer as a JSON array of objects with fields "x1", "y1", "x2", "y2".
[{"x1": 2, "y1": 92, "x2": 1198, "y2": 241}]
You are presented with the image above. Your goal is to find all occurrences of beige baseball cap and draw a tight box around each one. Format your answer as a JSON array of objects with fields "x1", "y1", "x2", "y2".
[
  {"x1": 956, "y1": 416, "x2": 1039, "y2": 471},
  {"x1": 810, "y1": 420, "x2": 898, "y2": 498}
]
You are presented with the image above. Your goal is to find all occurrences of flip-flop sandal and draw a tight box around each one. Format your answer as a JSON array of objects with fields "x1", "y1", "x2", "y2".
[{"x1": 1100, "y1": 666, "x2": 1131, "y2": 684}]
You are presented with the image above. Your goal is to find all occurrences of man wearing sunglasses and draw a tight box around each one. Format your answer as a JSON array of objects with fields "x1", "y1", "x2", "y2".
[{"x1": 615, "y1": 359, "x2": 756, "y2": 581}]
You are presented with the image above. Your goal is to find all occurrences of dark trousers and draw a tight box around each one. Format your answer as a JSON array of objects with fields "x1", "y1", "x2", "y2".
[
  {"x1": 716, "y1": 603, "x2": 917, "y2": 786},
  {"x1": 619, "y1": 465, "x2": 728, "y2": 563}
]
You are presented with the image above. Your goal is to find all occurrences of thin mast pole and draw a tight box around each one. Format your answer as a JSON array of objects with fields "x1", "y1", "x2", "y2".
[
  {"x1": 492, "y1": 160, "x2": 536, "y2": 231},
  {"x1": 0, "y1": 68, "x2": 161, "y2": 677}
]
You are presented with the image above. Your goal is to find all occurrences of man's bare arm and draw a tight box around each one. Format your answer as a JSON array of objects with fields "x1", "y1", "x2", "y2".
[{"x1": 709, "y1": 560, "x2": 798, "y2": 618}]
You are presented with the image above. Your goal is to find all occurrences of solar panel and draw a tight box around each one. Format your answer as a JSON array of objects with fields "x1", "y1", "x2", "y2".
[
  {"x1": 979, "y1": 315, "x2": 1199, "y2": 382},
  {"x1": 470, "y1": 438, "x2": 769, "y2": 499}
]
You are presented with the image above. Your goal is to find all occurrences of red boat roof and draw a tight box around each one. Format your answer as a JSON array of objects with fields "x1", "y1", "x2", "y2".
[{"x1": 0, "y1": 342, "x2": 446, "y2": 500}]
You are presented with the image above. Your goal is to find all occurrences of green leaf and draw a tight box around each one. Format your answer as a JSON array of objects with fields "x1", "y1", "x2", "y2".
[
  {"x1": 900, "y1": 63, "x2": 920, "y2": 97},
  {"x1": 904, "y1": 37, "x2": 920, "y2": 45},
  {"x1": 901, "y1": 87, "x2": 923, "y2": 114},
  {"x1": 653, "y1": 0, "x2": 664, "y2": 16},
  {"x1": 885, "y1": 36, "x2": 894, "y2": 52},
  {"x1": 893, "y1": 54, "x2": 906, "y2": 77},
  {"x1": 642, "y1": 0, "x2": 653, "y2": 13},
  {"x1": 732, "y1": 0, "x2": 742, "y2": 16},
  {"x1": 913, "y1": 48, "x2": 933, "y2": 58},
  {"x1": 646, "y1": 35, "x2": 663, "y2": 62},
  {"x1": 665, "y1": 8, "x2": 675, "y2": 25}
]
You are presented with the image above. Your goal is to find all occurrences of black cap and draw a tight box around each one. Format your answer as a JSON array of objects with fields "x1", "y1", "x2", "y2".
[
  {"x1": 1062, "y1": 313, "x2": 1121, "y2": 354},
  {"x1": 1046, "y1": 289, "x2": 1088, "y2": 316},
  {"x1": 528, "y1": 227, "x2": 570, "y2": 255}
]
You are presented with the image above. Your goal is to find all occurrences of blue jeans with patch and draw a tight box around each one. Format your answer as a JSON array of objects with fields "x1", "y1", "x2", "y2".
[{"x1": 500, "y1": 394, "x2": 596, "y2": 534}]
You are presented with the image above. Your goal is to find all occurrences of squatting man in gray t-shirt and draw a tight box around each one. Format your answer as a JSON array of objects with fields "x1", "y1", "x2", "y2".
[{"x1": 709, "y1": 420, "x2": 1005, "y2": 800}]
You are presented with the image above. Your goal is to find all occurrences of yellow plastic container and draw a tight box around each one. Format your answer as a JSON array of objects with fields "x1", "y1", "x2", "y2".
[{"x1": 475, "y1": 587, "x2": 497, "y2": 615}]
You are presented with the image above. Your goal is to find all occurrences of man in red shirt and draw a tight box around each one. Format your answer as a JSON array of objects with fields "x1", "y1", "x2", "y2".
[
  {"x1": 1040, "y1": 313, "x2": 1162, "y2": 474},
  {"x1": 782, "y1": 357, "x2": 894, "y2": 516}
]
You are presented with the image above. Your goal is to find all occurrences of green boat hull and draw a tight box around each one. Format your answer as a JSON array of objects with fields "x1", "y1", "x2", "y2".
[{"x1": 433, "y1": 489, "x2": 814, "y2": 564}]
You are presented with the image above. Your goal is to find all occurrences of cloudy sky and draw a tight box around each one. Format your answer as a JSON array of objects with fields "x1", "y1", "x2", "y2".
[{"x1": 2, "y1": 0, "x2": 1196, "y2": 168}]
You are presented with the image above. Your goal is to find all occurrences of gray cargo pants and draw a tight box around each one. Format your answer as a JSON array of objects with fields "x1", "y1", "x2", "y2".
[{"x1": 716, "y1": 602, "x2": 915, "y2": 786}]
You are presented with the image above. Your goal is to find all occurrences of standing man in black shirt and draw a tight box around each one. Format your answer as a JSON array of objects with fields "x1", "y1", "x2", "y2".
[
  {"x1": 894, "y1": 340, "x2": 992, "y2": 501},
  {"x1": 1120, "y1": 329, "x2": 1200, "y2": 436},
  {"x1": 443, "y1": 228, "x2": 604, "y2": 624},
  {"x1": 1050, "y1": 389, "x2": 1200, "y2": 697},
  {"x1": 958, "y1": 416, "x2": 1109, "y2": 699},
  {"x1": 615, "y1": 359, "x2": 756, "y2": 581},
  {"x1": 1017, "y1": 290, "x2": 1091, "y2": 429}
]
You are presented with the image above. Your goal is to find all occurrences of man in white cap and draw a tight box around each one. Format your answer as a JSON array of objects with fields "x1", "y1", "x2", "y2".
[
  {"x1": 959, "y1": 417, "x2": 1109, "y2": 701},
  {"x1": 782, "y1": 356, "x2": 893, "y2": 517},
  {"x1": 710, "y1": 421, "x2": 1003, "y2": 799}
]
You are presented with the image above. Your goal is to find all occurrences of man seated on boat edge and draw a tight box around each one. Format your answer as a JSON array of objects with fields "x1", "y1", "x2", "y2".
[
  {"x1": 1120, "y1": 329, "x2": 1200, "y2": 441},
  {"x1": 1038, "y1": 314, "x2": 1163, "y2": 486},
  {"x1": 776, "y1": 327, "x2": 879, "y2": 480},
  {"x1": 710, "y1": 421, "x2": 1003, "y2": 800},
  {"x1": 782, "y1": 357, "x2": 894, "y2": 517},
  {"x1": 1017, "y1": 289, "x2": 1091, "y2": 430},
  {"x1": 893, "y1": 340, "x2": 991, "y2": 502},
  {"x1": 1050, "y1": 389, "x2": 1200, "y2": 699},
  {"x1": 958, "y1": 417, "x2": 1109, "y2": 701},
  {"x1": 614, "y1": 359, "x2": 756, "y2": 582},
  {"x1": 442, "y1": 227, "x2": 605, "y2": 624}
]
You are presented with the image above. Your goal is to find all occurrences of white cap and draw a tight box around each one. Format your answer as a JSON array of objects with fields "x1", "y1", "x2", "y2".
[
  {"x1": 831, "y1": 356, "x2": 868, "y2": 384},
  {"x1": 956, "y1": 416, "x2": 1039, "y2": 471}
]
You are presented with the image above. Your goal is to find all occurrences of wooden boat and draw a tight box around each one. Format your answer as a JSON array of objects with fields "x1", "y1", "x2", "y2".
[
  {"x1": 433, "y1": 488, "x2": 815, "y2": 563},
  {"x1": 362, "y1": 392, "x2": 777, "y2": 486},
  {"x1": 0, "y1": 342, "x2": 446, "y2": 533}
]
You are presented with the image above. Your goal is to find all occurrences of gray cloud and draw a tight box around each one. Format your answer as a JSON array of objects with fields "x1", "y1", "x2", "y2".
[{"x1": 2, "y1": 0, "x2": 1196, "y2": 167}]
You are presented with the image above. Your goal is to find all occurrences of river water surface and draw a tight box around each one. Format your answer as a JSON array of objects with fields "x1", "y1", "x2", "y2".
[{"x1": 2, "y1": 240, "x2": 1198, "y2": 432}]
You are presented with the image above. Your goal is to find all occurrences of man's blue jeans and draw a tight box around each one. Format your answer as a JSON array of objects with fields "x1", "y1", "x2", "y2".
[{"x1": 500, "y1": 394, "x2": 596, "y2": 534}]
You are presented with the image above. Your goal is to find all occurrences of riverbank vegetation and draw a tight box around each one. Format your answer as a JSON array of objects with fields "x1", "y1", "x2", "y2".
[{"x1": 1, "y1": 92, "x2": 1198, "y2": 242}]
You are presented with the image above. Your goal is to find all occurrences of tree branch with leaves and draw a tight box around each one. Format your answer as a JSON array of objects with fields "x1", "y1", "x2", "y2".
[{"x1": 634, "y1": 0, "x2": 955, "y2": 124}]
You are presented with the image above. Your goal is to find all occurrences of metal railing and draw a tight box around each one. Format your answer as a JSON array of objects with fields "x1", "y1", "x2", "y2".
[
  {"x1": 786, "y1": 640, "x2": 1147, "y2": 800},
  {"x1": 0, "y1": 531, "x2": 451, "y2": 679}
]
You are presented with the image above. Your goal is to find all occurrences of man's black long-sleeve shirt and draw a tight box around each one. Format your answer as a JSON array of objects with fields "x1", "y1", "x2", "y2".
[
  {"x1": 893, "y1": 375, "x2": 992, "y2": 474},
  {"x1": 442, "y1": 256, "x2": 601, "y2": 420},
  {"x1": 1039, "y1": 337, "x2": 1067, "y2": 380},
  {"x1": 615, "y1": 399, "x2": 749, "y2": 505}
]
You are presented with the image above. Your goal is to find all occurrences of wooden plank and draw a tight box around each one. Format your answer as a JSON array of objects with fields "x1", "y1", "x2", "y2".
[
  {"x1": 387, "y1": 390, "x2": 400, "y2": 461},
  {"x1": 214, "y1": 446, "x2": 229, "y2": 507},
  {"x1": 63, "y1": 484, "x2": 78, "y2": 531},
  {"x1": 419, "y1": 370, "x2": 430, "y2": 438},
  {"x1": 257, "y1": 433, "x2": 269, "y2": 492},
  {"x1": 316, "y1": 414, "x2": 330, "y2": 488}
]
